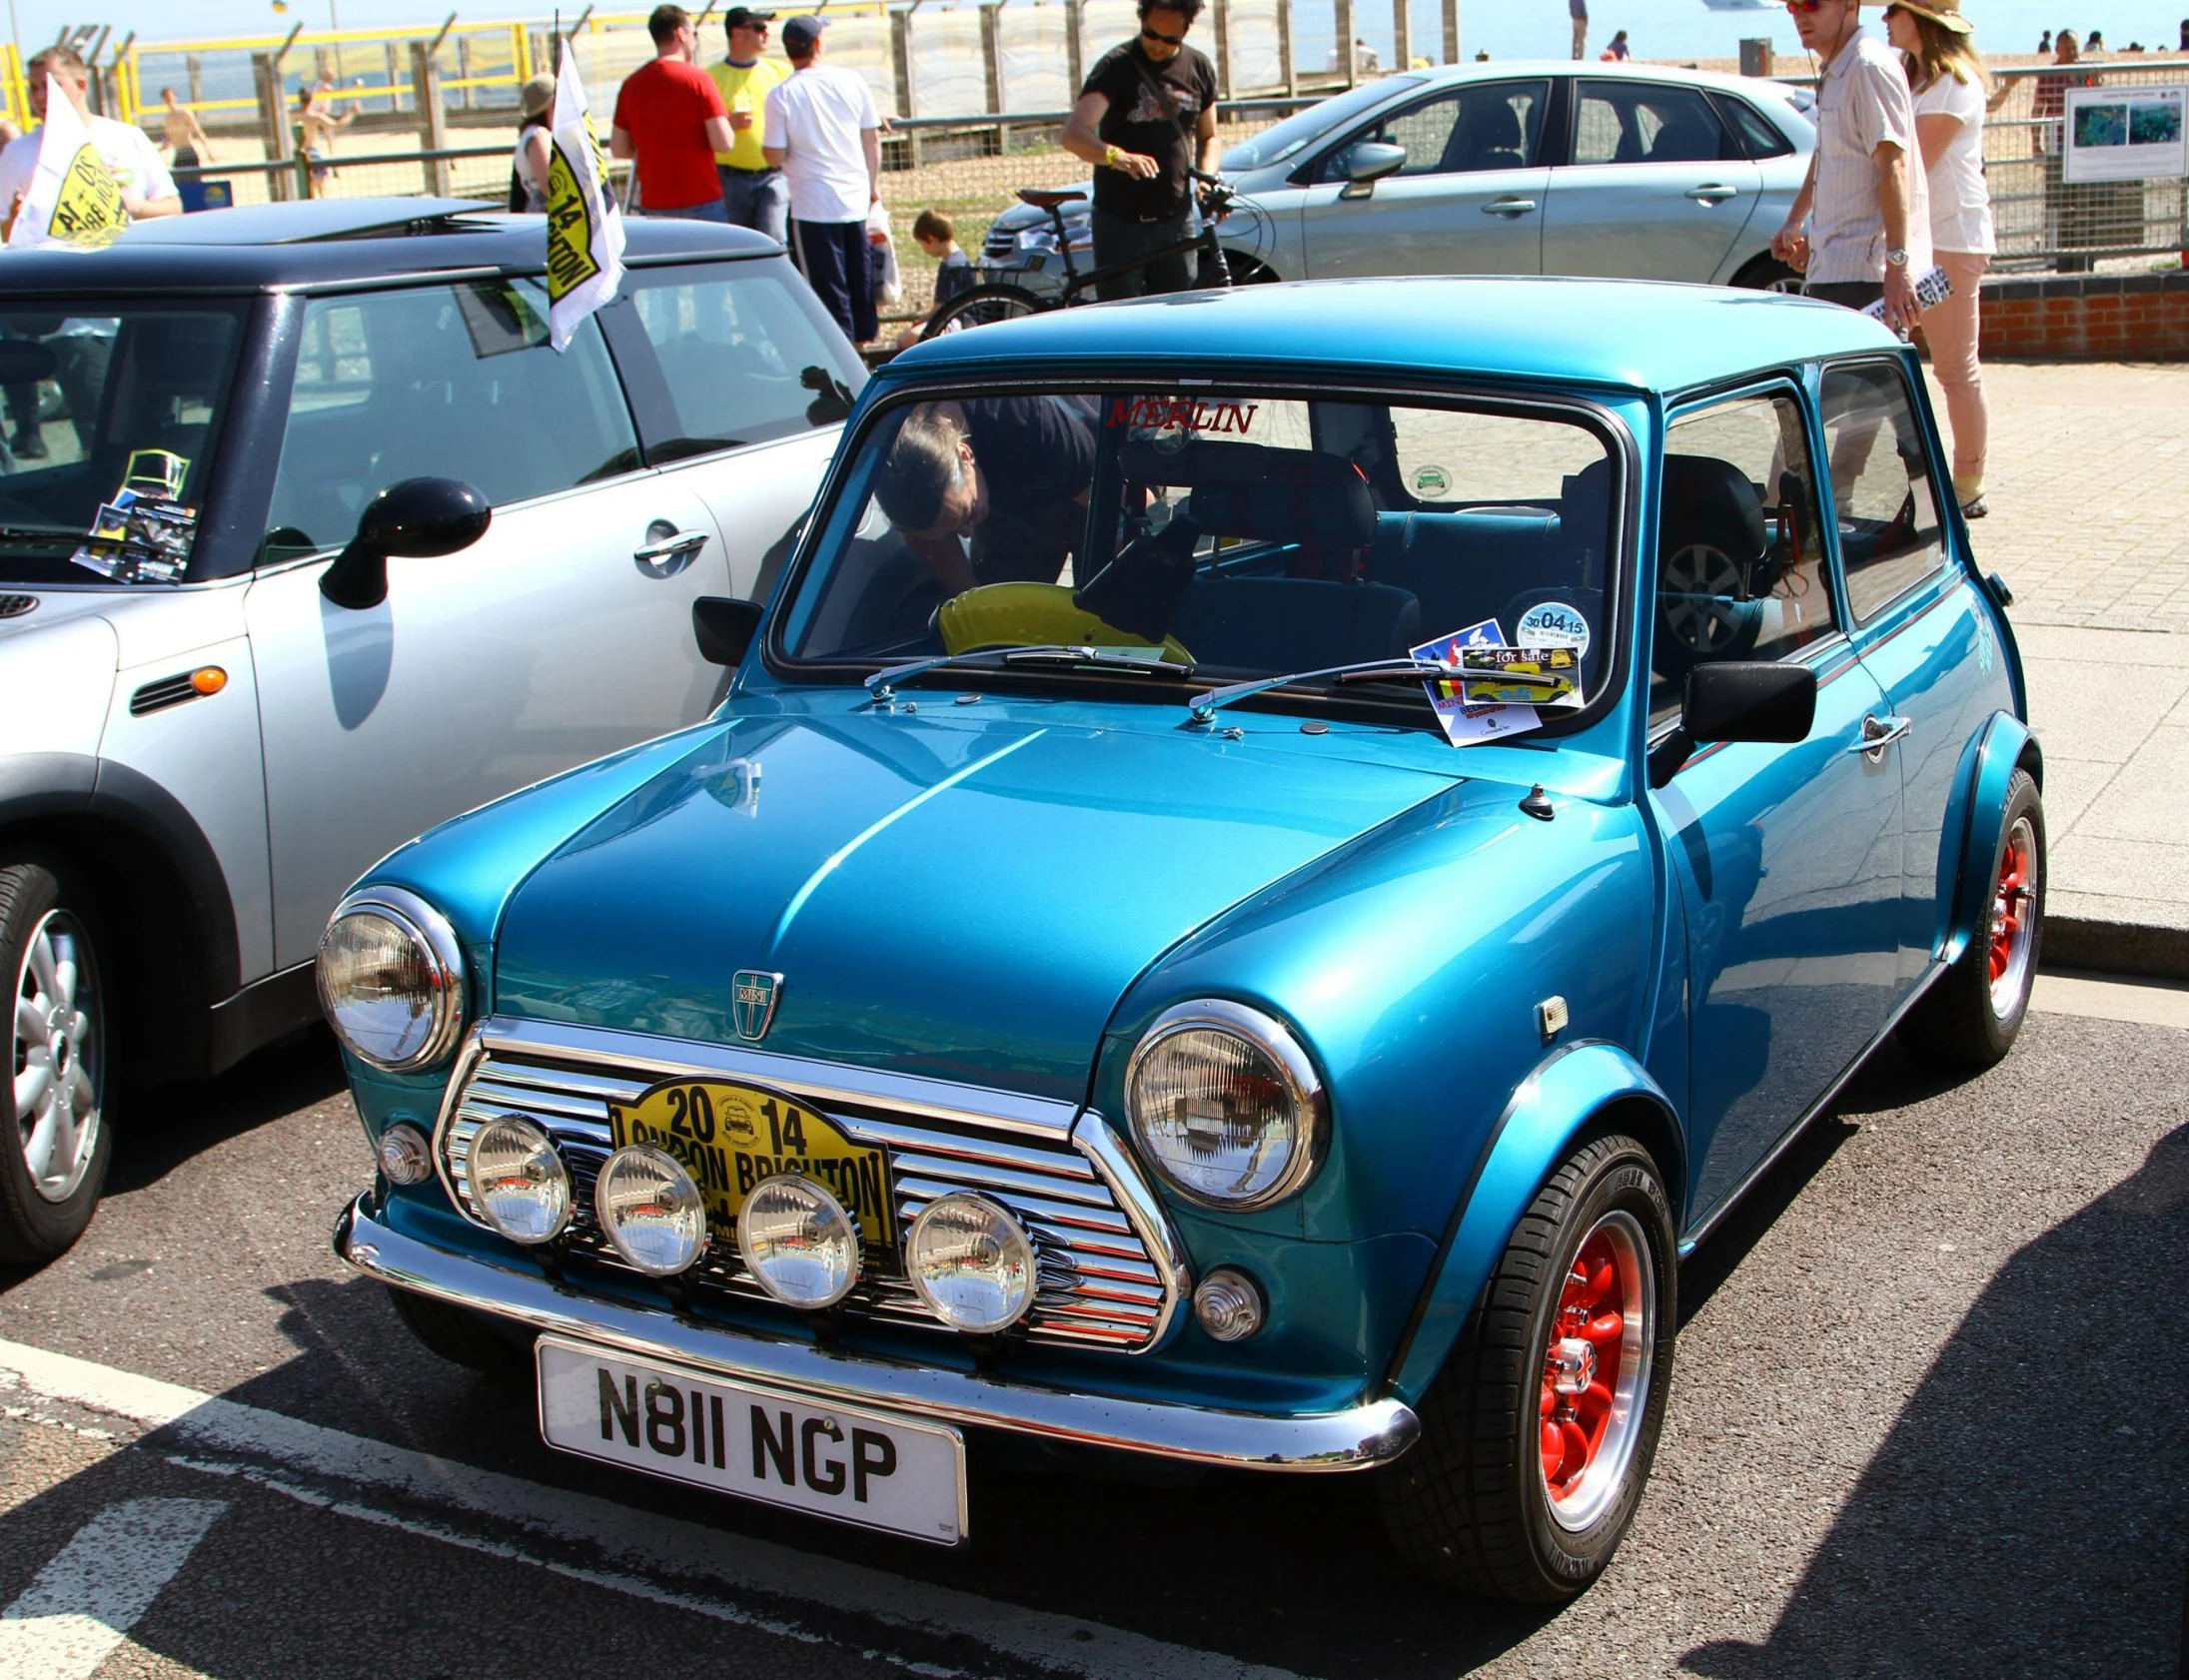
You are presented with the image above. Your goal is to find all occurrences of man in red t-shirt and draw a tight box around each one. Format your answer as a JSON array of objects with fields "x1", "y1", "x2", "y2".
[{"x1": 610, "y1": 4, "x2": 737, "y2": 219}]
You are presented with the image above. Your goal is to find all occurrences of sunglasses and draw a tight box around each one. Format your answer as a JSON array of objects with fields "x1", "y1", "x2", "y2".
[
  {"x1": 1782, "y1": 0, "x2": 1837, "y2": 12},
  {"x1": 1141, "y1": 25, "x2": 1186, "y2": 44}
]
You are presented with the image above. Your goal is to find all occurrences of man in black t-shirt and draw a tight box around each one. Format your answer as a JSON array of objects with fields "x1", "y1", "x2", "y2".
[
  {"x1": 874, "y1": 397, "x2": 1098, "y2": 594},
  {"x1": 1062, "y1": 0, "x2": 1219, "y2": 301}
]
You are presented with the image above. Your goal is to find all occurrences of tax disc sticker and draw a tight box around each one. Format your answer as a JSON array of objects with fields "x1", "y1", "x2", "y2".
[
  {"x1": 1515, "y1": 600, "x2": 1591, "y2": 658},
  {"x1": 1414, "y1": 464, "x2": 1452, "y2": 499}
]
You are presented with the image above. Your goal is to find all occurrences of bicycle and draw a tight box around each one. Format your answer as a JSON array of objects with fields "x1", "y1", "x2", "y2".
[{"x1": 919, "y1": 170, "x2": 1267, "y2": 340}]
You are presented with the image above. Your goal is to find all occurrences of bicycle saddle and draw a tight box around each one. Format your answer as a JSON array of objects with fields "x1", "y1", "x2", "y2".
[{"x1": 1016, "y1": 188, "x2": 1086, "y2": 210}]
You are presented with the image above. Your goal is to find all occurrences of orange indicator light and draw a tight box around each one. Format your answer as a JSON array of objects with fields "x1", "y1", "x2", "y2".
[{"x1": 191, "y1": 666, "x2": 228, "y2": 695}]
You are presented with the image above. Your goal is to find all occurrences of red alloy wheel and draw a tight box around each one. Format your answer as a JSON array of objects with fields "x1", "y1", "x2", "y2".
[
  {"x1": 1540, "y1": 1231, "x2": 1628, "y2": 1502},
  {"x1": 1987, "y1": 814, "x2": 2039, "y2": 1015}
]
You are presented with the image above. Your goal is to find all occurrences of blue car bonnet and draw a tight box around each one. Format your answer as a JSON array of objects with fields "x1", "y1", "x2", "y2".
[{"x1": 490, "y1": 701, "x2": 1467, "y2": 1102}]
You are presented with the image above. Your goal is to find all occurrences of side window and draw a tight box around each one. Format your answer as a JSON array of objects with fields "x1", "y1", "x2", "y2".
[
  {"x1": 1322, "y1": 81, "x2": 1548, "y2": 181},
  {"x1": 264, "y1": 281, "x2": 639, "y2": 561},
  {"x1": 1574, "y1": 80, "x2": 1732, "y2": 167},
  {"x1": 1715, "y1": 92, "x2": 1796, "y2": 159},
  {"x1": 1653, "y1": 391, "x2": 1833, "y2": 727},
  {"x1": 1818, "y1": 363, "x2": 1945, "y2": 623},
  {"x1": 619, "y1": 266, "x2": 869, "y2": 463}
]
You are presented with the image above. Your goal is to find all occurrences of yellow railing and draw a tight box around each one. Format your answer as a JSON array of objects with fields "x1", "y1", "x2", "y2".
[{"x1": 114, "y1": 8, "x2": 891, "y2": 128}]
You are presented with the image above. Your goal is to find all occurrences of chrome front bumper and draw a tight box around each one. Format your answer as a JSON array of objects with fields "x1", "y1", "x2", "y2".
[{"x1": 336, "y1": 1196, "x2": 1420, "y2": 1472}]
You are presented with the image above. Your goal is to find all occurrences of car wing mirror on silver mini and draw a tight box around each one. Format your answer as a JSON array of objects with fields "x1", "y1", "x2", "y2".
[
  {"x1": 319, "y1": 476, "x2": 492, "y2": 610},
  {"x1": 1647, "y1": 661, "x2": 1817, "y2": 789},
  {"x1": 693, "y1": 596, "x2": 764, "y2": 666},
  {"x1": 1338, "y1": 142, "x2": 1407, "y2": 200}
]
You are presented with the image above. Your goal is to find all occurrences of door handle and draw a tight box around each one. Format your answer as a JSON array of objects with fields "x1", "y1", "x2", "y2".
[
  {"x1": 633, "y1": 522, "x2": 709, "y2": 576},
  {"x1": 1685, "y1": 184, "x2": 1740, "y2": 204},
  {"x1": 1482, "y1": 197, "x2": 1538, "y2": 217},
  {"x1": 1849, "y1": 713, "x2": 1912, "y2": 759}
]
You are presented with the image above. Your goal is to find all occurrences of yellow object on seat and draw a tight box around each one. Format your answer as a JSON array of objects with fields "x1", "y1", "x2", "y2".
[{"x1": 935, "y1": 582, "x2": 1194, "y2": 664}]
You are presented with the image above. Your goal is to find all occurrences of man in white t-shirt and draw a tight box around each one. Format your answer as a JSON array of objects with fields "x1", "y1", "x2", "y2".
[
  {"x1": 0, "y1": 46, "x2": 182, "y2": 233},
  {"x1": 762, "y1": 15, "x2": 881, "y2": 345},
  {"x1": 1768, "y1": 0, "x2": 1929, "y2": 331}
]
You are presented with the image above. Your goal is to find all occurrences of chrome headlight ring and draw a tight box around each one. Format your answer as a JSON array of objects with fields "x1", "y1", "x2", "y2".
[
  {"x1": 317, "y1": 884, "x2": 468, "y2": 1074},
  {"x1": 1124, "y1": 998, "x2": 1329, "y2": 1212}
]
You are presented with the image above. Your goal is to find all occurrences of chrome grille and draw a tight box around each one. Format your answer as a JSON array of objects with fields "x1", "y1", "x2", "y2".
[{"x1": 438, "y1": 1027, "x2": 1180, "y2": 1352}]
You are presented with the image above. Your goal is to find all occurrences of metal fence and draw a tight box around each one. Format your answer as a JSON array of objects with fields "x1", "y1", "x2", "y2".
[{"x1": 1977, "y1": 57, "x2": 2189, "y2": 272}]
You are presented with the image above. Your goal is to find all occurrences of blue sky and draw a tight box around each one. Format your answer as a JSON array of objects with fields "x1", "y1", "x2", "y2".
[{"x1": 13, "y1": 0, "x2": 2185, "y2": 62}]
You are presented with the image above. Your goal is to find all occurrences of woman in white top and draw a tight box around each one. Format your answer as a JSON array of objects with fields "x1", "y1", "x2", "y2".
[
  {"x1": 512, "y1": 75, "x2": 554, "y2": 215},
  {"x1": 1886, "y1": 0, "x2": 2009, "y2": 517}
]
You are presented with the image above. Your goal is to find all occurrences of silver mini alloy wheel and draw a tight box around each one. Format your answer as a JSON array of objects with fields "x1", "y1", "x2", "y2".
[
  {"x1": 1540, "y1": 1208, "x2": 1656, "y2": 1533},
  {"x1": 1987, "y1": 813, "x2": 2039, "y2": 1020},
  {"x1": 13, "y1": 908, "x2": 103, "y2": 1204}
]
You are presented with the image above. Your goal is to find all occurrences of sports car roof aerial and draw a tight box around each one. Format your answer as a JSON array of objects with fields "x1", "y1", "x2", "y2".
[
  {"x1": 0, "y1": 197, "x2": 781, "y2": 291},
  {"x1": 881, "y1": 275, "x2": 1902, "y2": 397}
]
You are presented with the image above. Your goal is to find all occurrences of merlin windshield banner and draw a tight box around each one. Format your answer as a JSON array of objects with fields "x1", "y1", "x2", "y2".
[
  {"x1": 546, "y1": 37, "x2": 625, "y2": 353},
  {"x1": 6, "y1": 76, "x2": 126, "y2": 249}
]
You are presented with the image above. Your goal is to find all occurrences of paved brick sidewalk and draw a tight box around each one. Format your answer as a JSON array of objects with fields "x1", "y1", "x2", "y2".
[
  {"x1": 1950, "y1": 362, "x2": 2189, "y2": 632},
  {"x1": 1948, "y1": 362, "x2": 2189, "y2": 973}
]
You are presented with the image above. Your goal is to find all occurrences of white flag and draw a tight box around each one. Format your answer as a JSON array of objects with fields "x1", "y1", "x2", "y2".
[
  {"x1": 7, "y1": 75, "x2": 126, "y2": 249},
  {"x1": 546, "y1": 38, "x2": 625, "y2": 353}
]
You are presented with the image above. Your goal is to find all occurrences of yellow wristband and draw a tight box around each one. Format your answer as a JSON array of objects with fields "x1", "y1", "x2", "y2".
[{"x1": 1103, "y1": 144, "x2": 1121, "y2": 168}]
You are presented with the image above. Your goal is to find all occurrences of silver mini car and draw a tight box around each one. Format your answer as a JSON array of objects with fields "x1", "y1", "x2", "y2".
[{"x1": 0, "y1": 199, "x2": 861, "y2": 1262}]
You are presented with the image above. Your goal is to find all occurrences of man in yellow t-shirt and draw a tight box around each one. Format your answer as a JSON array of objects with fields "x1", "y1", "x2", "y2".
[{"x1": 708, "y1": 7, "x2": 789, "y2": 244}]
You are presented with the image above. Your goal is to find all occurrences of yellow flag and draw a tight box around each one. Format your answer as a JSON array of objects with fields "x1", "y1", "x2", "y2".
[
  {"x1": 546, "y1": 38, "x2": 625, "y2": 353},
  {"x1": 7, "y1": 76, "x2": 127, "y2": 249}
]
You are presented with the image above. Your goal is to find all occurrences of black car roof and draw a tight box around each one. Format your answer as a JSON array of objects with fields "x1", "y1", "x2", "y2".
[{"x1": 0, "y1": 199, "x2": 781, "y2": 294}]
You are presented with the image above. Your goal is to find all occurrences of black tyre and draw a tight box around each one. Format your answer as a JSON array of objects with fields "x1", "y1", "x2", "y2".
[
  {"x1": 387, "y1": 1284, "x2": 535, "y2": 1378},
  {"x1": 1379, "y1": 1133, "x2": 1677, "y2": 1603},
  {"x1": 1901, "y1": 767, "x2": 2045, "y2": 1069},
  {"x1": 0, "y1": 860, "x2": 112, "y2": 1265},
  {"x1": 1730, "y1": 253, "x2": 1804, "y2": 294},
  {"x1": 920, "y1": 282, "x2": 1048, "y2": 340},
  {"x1": 1653, "y1": 531, "x2": 1764, "y2": 681}
]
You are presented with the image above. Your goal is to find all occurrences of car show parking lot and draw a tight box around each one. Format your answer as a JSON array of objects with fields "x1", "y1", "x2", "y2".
[{"x1": 5, "y1": 986, "x2": 2186, "y2": 1679}]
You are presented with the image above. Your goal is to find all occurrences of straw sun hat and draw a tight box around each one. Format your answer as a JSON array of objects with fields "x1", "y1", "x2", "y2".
[
  {"x1": 521, "y1": 74, "x2": 555, "y2": 118},
  {"x1": 1886, "y1": 0, "x2": 1975, "y2": 35}
]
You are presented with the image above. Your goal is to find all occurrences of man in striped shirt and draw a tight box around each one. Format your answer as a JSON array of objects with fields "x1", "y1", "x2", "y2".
[{"x1": 1769, "y1": 0, "x2": 1930, "y2": 331}]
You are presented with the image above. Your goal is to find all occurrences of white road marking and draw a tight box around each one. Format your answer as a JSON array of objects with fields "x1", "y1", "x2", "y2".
[
  {"x1": 0, "y1": 1497, "x2": 227, "y2": 1680},
  {"x1": 0, "y1": 1337, "x2": 1303, "y2": 1680},
  {"x1": 2031, "y1": 972, "x2": 2189, "y2": 1030}
]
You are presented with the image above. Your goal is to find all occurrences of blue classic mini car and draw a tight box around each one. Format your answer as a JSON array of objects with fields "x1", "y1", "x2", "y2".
[{"x1": 326, "y1": 278, "x2": 2042, "y2": 1603}]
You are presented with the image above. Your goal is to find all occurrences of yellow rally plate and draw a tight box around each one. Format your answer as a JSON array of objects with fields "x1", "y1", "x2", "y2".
[{"x1": 606, "y1": 1080, "x2": 893, "y2": 1251}]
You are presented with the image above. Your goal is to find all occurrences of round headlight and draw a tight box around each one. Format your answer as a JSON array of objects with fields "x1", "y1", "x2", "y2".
[
  {"x1": 905, "y1": 1194, "x2": 1035, "y2": 1334},
  {"x1": 318, "y1": 887, "x2": 465, "y2": 1073},
  {"x1": 736, "y1": 1175, "x2": 859, "y2": 1308},
  {"x1": 594, "y1": 1145, "x2": 707, "y2": 1276},
  {"x1": 468, "y1": 1116, "x2": 569, "y2": 1245},
  {"x1": 1125, "y1": 1000, "x2": 1326, "y2": 1210}
]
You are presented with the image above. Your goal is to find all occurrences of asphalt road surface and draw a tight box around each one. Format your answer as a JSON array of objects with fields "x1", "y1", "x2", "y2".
[{"x1": 4, "y1": 980, "x2": 2187, "y2": 1680}]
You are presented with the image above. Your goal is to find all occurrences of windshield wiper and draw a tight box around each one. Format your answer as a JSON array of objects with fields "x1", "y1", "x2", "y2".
[
  {"x1": 1187, "y1": 656, "x2": 1582, "y2": 725},
  {"x1": 0, "y1": 525, "x2": 94, "y2": 547},
  {"x1": 865, "y1": 644, "x2": 1196, "y2": 705},
  {"x1": 1185, "y1": 658, "x2": 1458, "y2": 725}
]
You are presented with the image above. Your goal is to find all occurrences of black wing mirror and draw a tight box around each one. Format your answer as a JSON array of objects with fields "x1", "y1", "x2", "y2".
[
  {"x1": 693, "y1": 596, "x2": 764, "y2": 667},
  {"x1": 1647, "y1": 661, "x2": 1817, "y2": 788},
  {"x1": 1338, "y1": 142, "x2": 1407, "y2": 199},
  {"x1": 320, "y1": 477, "x2": 492, "y2": 609}
]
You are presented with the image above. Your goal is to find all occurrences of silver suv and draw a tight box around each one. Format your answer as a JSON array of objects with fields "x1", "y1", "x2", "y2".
[{"x1": 0, "y1": 200, "x2": 861, "y2": 1262}]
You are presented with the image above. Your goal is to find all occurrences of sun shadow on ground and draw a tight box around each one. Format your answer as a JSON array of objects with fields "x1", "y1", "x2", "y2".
[{"x1": 1683, "y1": 1113, "x2": 2189, "y2": 1677}]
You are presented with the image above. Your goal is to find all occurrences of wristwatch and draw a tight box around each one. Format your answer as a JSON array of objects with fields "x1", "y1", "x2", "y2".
[{"x1": 1884, "y1": 247, "x2": 1911, "y2": 269}]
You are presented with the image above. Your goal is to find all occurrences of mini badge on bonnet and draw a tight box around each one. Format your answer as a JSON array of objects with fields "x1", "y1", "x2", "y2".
[{"x1": 731, "y1": 970, "x2": 783, "y2": 1043}]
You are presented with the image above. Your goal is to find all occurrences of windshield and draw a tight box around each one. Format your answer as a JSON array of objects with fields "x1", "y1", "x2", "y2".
[
  {"x1": 777, "y1": 385, "x2": 1620, "y2": 737},
  {"x1": 1222, "y1": 77, "x2": 1425, "y2": 170},
  {"x1": 0, "y1": 303, "x2": 247, "y2": 585}
]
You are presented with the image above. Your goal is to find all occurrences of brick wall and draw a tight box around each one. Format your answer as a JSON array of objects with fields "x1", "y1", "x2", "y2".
[{"x1": 1980, "y1": 271, "x2": 2189, "y2": 360}]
